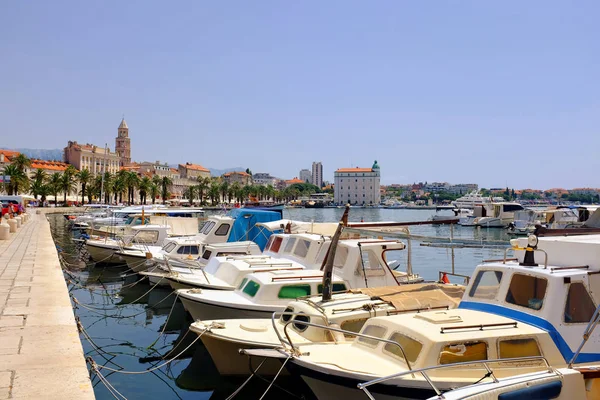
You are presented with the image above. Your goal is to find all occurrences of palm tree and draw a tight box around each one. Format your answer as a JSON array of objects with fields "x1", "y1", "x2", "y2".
[
  {"x1": 48, "y1": 173, "x2": 62, "y2": 205},
  {"x1": 266, "y1": 184, "x2": 275, "y2": 201},
  {"x1": 150, "y1": 183, "x2": 160, "y2": 204},
  {"x1": 208, "y1": 181, "x2": 220, "y2": 205},
  {"x1": 229, "y1": 182, "x2": 242, "y2": 203},
  {"x1": 12, "y1": 153, "x2": 31, "y2": 172},
  {"x1": 77, "y1": 168, "x2": 91, "y2": 205},
  {"x1": 185, "y1": 185, "x2": 196, "y2": 205},
  {"x1": 160, "y1": 176, "x2": 173, "y2": 204},
  {"x1": 196, "y1": 176, "x2": 210, "y2": 206},
  {"x1": 138, "y1": 176, "x2": 152, "y2": 205},
  {"x1": 30, "y1": 168, "x2": 47, "y2": 200},
  {"x1": 102, "y1": 172, "x2": 113, "y2": 204},
  {"x1": 220, "y1": 181, "x2": 229, "y2": 204},
  {"x1": 2, "y1": 164, "x2": 28, "y2": 195},
  {"x1": 60, "y1": 165, "x2": 78, "y2": 205},
  {"x1": 125, "y1": 171, "x2": 140, "y2": 204}
]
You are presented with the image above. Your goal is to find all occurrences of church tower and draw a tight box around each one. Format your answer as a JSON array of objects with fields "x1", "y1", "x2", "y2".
[{"x1": 115, "y1": 118, "x2": 131, "y2": 167}]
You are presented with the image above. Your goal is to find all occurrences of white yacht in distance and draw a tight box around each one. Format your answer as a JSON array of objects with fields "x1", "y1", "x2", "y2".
[{"x1": 451, "y1": 190, "x2": 504, "y2": 209}]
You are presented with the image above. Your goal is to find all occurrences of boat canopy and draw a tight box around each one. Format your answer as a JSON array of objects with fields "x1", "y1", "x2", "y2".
[
  {"x1": 254, "y1": 219, "x2": 340, "y2": 236},
  {"x1": 226, "y1": 209, "x2": 282, "y2": 250}
]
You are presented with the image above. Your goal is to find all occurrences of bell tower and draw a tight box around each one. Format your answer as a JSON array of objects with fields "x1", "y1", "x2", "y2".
[{"x1": 115, "y1": 118, "x2": 131, "y2": 167}]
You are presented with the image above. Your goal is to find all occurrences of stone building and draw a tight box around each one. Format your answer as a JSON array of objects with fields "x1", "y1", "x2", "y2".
[
  {"x1": 63, "y1": 141, "x2": 120, "y2": 176},
  {"x1": 334, "y1": 160, "x2": 381, "y2": 205},
  {"x1": 115, "y1": 118, "x2": 131, "y2": 167},
  {"x1": 222, "y1": 171, "x2": 252, "y2": 186},
  {"x1": 178, "y1": 163, "x2": 211, "y2": 180}
]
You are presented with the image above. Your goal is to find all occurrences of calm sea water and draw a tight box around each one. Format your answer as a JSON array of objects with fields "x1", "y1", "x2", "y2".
[{"x1": 49, "y1": 208, "x2": 510, "y2": 399}]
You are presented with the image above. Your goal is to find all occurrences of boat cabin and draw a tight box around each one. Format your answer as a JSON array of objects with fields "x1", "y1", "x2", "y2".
[
  {"x1": 122, "y1": 224, "x2": 171, "y2": 246},
  {"x1": 458, "y1": 234, "x2": 600, "y2": 364}
]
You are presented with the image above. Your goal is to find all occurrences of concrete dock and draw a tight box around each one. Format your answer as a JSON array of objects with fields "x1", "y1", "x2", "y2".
[{"x1": 0, "y1": 210, "x2": 94, "y2": 399}]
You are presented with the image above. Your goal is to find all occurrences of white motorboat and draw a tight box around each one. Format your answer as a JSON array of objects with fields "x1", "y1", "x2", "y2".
[
  {"x1": 177, "y1": 238, "x2": 422, "y2": 321},
  {"x1": 474, "y1": 202, "x2": 525, "y2": 228},
  {"x1": 190, "y1": 283, "x2": 465, "y2": 376},
  {"x1": 257, "y1": 234, "x2": 600, "y2": 400},
  {"x1": 451, "y1": 190, "x2": 504, "y2": 209}
]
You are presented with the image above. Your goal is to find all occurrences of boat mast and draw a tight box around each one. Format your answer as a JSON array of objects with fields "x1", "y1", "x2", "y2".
[
  {"x1": 99, "y1": 143, "x2": 107, "y2": 204},
  {"x1": 321, "y1": 205, "x2": 349, "y2": 302}
]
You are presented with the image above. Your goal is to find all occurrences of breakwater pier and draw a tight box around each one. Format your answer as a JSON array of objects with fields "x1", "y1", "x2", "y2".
[{"x1": 0, "y1": 209, "x2": 93, "y2": 399}]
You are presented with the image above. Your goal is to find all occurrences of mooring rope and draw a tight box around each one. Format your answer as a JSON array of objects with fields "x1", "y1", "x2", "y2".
[{"x1": 146, "y1": 292, "x2": 180, "y2": 349}]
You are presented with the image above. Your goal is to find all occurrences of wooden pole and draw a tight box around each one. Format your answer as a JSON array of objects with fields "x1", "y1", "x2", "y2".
[{"x1": 321, "y1": 205, "x2": 350, "y2": 302}]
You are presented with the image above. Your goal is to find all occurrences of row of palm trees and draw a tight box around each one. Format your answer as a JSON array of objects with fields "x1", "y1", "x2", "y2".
[{"x1": 2, "y1": 155, "x2": 309, "y2": 205}]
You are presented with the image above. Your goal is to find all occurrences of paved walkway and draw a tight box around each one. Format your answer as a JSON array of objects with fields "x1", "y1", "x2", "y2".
[{"x1": 0, "y1": 211, "x2": 94, "y2": 399}]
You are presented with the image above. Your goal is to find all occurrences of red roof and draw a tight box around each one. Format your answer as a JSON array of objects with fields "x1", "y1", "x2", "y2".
[
  {"x1": 336, "y1": 167, "x2": 372, "y2": 173},
  {"x1": 181, "y1": 162, "x2": 210, "y2": 173},
  {"x1": 285, "y1": 177, "x2": 304, "y2": 184},
  {"x1": 30, "y1": 159, "x2": 70, "y2": 172},
  {"x1": 224, "y1": 171, "x2": 250, "y2": 177},
  {"x1": 0, "y1": 149, "x2": 20, "y2": 162}
]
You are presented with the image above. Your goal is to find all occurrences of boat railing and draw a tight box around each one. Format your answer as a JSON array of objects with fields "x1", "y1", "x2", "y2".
[
  {"x1": 280, "y1": 319, "x2": 413, "y2": 371},
  {"x1": 270, "y1": 310, "x2": 330, "y2": 347},
  {"x1": 164, "y1": 255, "x2": 210, "y2": 284},
  {"x1": 357, "y1": 355, "x2": 553, "y2": 399},
  {"x1": 437, "y1": 271, "x2": 470, "y2": 284}
]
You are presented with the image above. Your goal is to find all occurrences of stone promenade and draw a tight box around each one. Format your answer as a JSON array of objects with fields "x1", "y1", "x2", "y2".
[{"x1": 0, "y1": 210, "x2": 94, "y2": 399}]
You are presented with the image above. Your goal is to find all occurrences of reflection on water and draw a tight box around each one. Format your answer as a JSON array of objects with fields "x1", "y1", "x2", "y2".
[{"x1": 49, "y1": 208, "x2": 511, "y2": 399}]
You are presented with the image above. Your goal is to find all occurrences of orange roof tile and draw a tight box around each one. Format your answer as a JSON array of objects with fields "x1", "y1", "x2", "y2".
[
  {"x1": 181, "y1": 162, "x2": 210, "y2": 172},
  {"x1": 285, "y1": 177, "x2": 305, "y2": 184},
  {"x1": 336, "y1": 167, "x2": 372, "y2": 173},
  {"x1": 224, "y1": 171, "x2": 250, "y2": 177},
  {"x1": 30, "y1": 159, "x2": 71, "y2": 172}
]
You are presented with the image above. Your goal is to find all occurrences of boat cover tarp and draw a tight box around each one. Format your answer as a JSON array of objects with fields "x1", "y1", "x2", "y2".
[
  {"x1": 584, "y1": 208, "x2": 600, "y2": 228},
  {"x1": 354, "y1": 283, "x2": 465, "y2": 310},
  {"x1": 149, "y1": 216, "x2": 199, "y2": 235},
  {"x1": 227, "y1": 209, "x2": 282, "y2": 250}
]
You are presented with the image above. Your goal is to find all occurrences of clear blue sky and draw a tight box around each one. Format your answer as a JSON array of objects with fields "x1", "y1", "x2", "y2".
[{"x1": 1, "y1": 1, "x2": 599, "y2": 189}]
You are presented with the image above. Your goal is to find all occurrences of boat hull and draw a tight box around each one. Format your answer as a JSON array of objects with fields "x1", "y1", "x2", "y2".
[
  {"x1": 287, "y1": 360, "x2": 437, "y2": 400},
  {"x1": 179, "y1": 296, "x2": 275, "y2": 321},
  {"x1": 85, "y1": 242, "x2": 123, "y2": 265},
  {"x1": 200, "y1": 332, "x2": 285, "y2": 376},
  {"x1": 116, "y1": 252, "x2": 151, "y2": 272}
]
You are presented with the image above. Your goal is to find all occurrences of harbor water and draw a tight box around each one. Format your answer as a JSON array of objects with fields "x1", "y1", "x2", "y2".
[{"x1": 49, "y1": 208, "x2": 511, "y2": 399}]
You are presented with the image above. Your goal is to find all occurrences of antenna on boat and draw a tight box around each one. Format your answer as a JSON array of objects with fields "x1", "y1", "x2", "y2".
[{"x1": 321, "y1": 205, "x2": 350, "y2": 302}]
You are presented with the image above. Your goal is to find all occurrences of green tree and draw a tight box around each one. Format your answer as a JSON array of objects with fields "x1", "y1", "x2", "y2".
[
  {"x1": 12, "y1": 153, "x2": 31, "y2": 173},
  {"x1": 3, "y1": 164, "x2": 29, "y2": 195},
  {"x1": 77, "y1": 168, "x2": 91, "y2": 205},
  {"x1": 220, "y1": 181, "x2": 229, "y2": 203},
  {"x1": 48, "y1": 172, "x2": 62, "y2": 205},
  {"x1": 208, "y1": 181, "x2": 220, "y2": 205},
  {"x1": 196, "y1": 176, "x2": 210, "y2": 205},
  {"x1": 30, "y1": 168, "x2": 47, "y2": 200},
  {"x1": 160, "y1": 176, "x2": 173, "y2": 204},
  {"x1": 138, "y1": 176, "x2": 152, "y2": 205},
  {"x1": 125, "y1": 171, "x2": 140, "y2": 204},
  {"x1": 60, "y1": 165, "x2": 78, "y2": 205},
  {"x1": 150, "y1": 183, "x2": 160, "y2": 204}
]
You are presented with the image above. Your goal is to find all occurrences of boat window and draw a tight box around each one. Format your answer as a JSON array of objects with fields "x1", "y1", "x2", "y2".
[
  {"x1": 292, "y1": 314, "x2": 310, "y2": 332},
  {"x1": 384, "y1": 332, "x2": 423, "y2": 363},
  {"x1": 281, "y1": 306, "x2": 294, "y2": 323},
  {"x1": 133, "y1": 230, "x2": 159, "y2": 244},
  {"x1": 340, "y1": 318, "x2": 367, "y2": 337},
  {"x1": 505, "y1": 273, "x2": 547, "y2": 311},
  {"x1": 265, "y1": 236, "x2": 275, "y2": 251},
  {"x1": 440, "y1": 342, "x2": 488, "y2": 365},
  {"x1": 357, "y1": 325, "x2": 387, "y2": 348},
  {"x1": 237, "y1": 278, "x2": 248, "y2": 290},
  {"x1": 333, "y1": 246, "x2": 348, "y2": 269},
  {"x1": 382, "y1": 249, "x2": 404, "y2": 270},
  {"x1": 201, "y1": 250, "x2": 212, "y2": 260},
  {"x1": 469, "y1": 270, "x2": 503, "y2": 299},
  {"x1": 293, "y1": 239, "x2": 311, "y2": 258},
  {"x1": 498, "y1": 338, "x2": 541, "y2": 358},
  {"x1": 359, "y1": 249, "x2": 386, "y2": 277},
  {"x1": 283, "y1": 238, "x2": 297, "y2": 254},
  {"x1": 503, "y1": 204, "x2": 524, "y2": 212},
  {"x1": 214, "y1": 223, "x2": 230, "y2": 236},
  {"x1": 162, "y1": 242, "x2": 177, "y2": 253},
  {"x1": 317, "y1": 283, "x2": 347, "y2": 293},
  {"x1": 176, "y1": 245, "x2": 198, "y2": 255},
  {"x1": 201, "y1": 221, "x2": 215, "y2": 234},
  {"x1": 315, "y1": 245, "x2": 329, "y2": 265},
  {"x1": 269, "y1": 237, "x2": 283, "y2": 253},
  {"x1": 278, "y1": 285, "x2": 311, "y2": 299},
  {"x1": 242, "y1": 280, "x2": 260, "y2": 297},
  {"x1": 564, "y1": 282, "x2": 597, "y2": 323}
]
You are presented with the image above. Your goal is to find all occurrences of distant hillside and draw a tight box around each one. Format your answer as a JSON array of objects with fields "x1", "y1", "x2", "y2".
[{"x1": 12, "y1": 148, "x2": 63, "y2": 161}]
